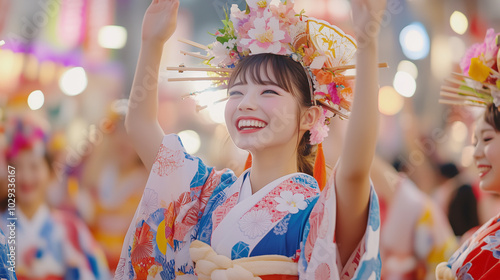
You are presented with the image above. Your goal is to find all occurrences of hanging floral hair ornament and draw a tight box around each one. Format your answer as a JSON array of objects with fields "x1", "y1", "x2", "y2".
[
  {"x1": 167, "y1": 0, "x2": 387, "y2": 145},
  {"x1": 439, "y1": 28, "x2": 500, "y2": 108}
]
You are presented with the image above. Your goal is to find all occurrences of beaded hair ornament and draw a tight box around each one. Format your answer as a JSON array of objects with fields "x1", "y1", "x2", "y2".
[
  {"x1": 439, "y1": 28, "x2": 500, "y2": 108},
  {"x1": 168, "y1": 0, "x2": 387, "y2": 145}
]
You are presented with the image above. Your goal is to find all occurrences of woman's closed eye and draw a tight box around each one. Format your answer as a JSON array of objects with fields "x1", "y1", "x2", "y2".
[
  {"x1": 262, "y1": 89, "x2": 279, "y2": 95},
  {"x1": 229, "y1": 91, "x2": 243, "y2": 97}
]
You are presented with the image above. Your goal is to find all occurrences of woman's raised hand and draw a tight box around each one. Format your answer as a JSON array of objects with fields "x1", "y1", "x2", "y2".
[
  {"x1": 351, "y1": 0, "x2": 387, "y2": 44},
  {"x1": 141, "y1": 0, "x2": 180, "y2": 45}
]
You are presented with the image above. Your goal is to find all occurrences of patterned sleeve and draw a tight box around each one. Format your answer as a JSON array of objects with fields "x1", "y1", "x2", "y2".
[
  {"x1": 0, "y1": 227, "x2": 16, "y2": 280},
  {"x1": 299, "y1": 171, "x2": 381, "y2": 280},
  {"x1": 115, "y1": 134, "x2": 235, "y2": 280}
]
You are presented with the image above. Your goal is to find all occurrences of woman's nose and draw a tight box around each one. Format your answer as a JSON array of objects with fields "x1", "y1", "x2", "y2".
[
  {"x1": 237, "y1": 92, "x2": 257, "y2": 111},
  {"x1": 473, "y1": 142, "x2": 483, "y2": 160}
]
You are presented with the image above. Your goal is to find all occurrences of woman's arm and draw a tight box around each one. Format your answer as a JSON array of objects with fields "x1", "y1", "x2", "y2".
[
  {"x1": 334, "y1": 0, "x2": 386, "y2": 265},
  {"x1": 125, "y1": 0, "x2": 180, "y2": 171}
]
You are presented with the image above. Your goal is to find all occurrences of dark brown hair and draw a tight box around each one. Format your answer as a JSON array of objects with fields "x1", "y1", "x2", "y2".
[
  {"x1": 484, "y1": 103, "x2": 500, "y2": 131},
  {"x1": 227, "y1": 53, "x2": 317, "y2": 176}
]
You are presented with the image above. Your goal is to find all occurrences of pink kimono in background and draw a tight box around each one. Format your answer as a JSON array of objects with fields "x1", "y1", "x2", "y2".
[
  {"x1": 115, "y1": 134, "x2": 381, "y2": 279},
  {"x1": 379, "y1": 176, "x2": 458, "y2": 279}
]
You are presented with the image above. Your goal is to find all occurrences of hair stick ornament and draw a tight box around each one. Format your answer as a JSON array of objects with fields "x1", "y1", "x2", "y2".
[
  {"x1": 440, "y1": 29, "x2": 500, "y2": 108},
  {"x1": 167, "y1": 0, "x2": 387, "y2": 146}
]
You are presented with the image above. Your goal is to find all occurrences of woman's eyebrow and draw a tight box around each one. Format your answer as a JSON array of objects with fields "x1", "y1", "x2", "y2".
[
  {"x1": 479, "y1": 128, "x2": 495, "y2": 134},
  {"x1": 260, "y1": 80, "x2": 280, "y2": 86},
  {"x1": 231, "y1": 80, "x2": 280, "y2": 87},
  {"x1": 231, "y1": 81, "x2": 246, "y2": 87}
]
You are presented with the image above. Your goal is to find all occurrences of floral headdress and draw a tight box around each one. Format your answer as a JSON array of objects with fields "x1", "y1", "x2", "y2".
[
  {"x1": 4, "y1": 117, "x2": 47, "y2": 160},
  {"x1": 168, "y1": 0, "x2": 387, "y2": 145},
  {"x1": 440, "y1": 28, "x2": 500, "y2": 108}
]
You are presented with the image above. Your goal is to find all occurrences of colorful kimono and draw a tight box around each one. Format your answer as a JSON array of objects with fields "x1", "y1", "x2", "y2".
[
  {"x1": 0, "y1": 205, "x2": 111, "y2": 280},
  {"x1": 379, "y1": 176, "x2": 457, "y2": 279},
  {"x1": 115, "y1": 134, "x2": 381, "y2": 279},
  {"x1": 0, "y1": 227, "x2": 17, "y2": 279},
  {"x1": 441, "y1": 212, "x2": 500, "y2": 279}
]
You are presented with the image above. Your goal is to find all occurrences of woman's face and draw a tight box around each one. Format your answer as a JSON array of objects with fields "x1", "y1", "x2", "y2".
[
  {"x1": 224, "y1": 66, "x2": 303, "y2": 153},
  {"x1": 10, "y1": 143, "x2": 50, "y2": 207},
  {"x1": 473, "y1": 118, "x2": 500, "y2": 193}
]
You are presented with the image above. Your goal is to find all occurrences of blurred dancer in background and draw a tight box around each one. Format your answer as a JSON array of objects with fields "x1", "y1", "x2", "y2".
[{"x1": 0, "y1": 115, "x2": 110, "y2": 280}]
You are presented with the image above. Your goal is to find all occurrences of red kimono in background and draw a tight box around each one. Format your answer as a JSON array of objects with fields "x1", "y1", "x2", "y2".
[{"x1": 445, "y1": 212, "x2": 500, "y2": 279}]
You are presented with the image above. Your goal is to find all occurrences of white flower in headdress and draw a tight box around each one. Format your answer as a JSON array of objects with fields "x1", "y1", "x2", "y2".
[
  {"x1": 247, "y1": 0, "x2": 270, "y2": 11},
  {"x1": 240, "y1": 10, "x2": 290, "y2": 55},
  {"x1": 208, "y1": 39, "x2": 238, "y2": 67}
]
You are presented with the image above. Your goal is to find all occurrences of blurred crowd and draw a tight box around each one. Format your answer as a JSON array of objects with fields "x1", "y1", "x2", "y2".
[
  {"x1": 1, "y1": 96, "x2": 498, "y2": 279},
  {"x1": 1, "y1": 0, "x2": 500, "y2": 279}
]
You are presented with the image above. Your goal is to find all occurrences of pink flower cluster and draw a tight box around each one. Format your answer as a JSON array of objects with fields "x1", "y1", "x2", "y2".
[
  {"x1": 310, "y1": 108, "x2": 334, "y2": 145},
  {"x1": 460, "y1": 28, "x2": 500, "y2": 76},
  {"x1": 226, "y1": 0, "x2": 300, "y2": 60}
]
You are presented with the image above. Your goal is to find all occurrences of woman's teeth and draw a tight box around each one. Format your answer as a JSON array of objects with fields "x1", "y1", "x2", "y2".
[{"x1": 238, "y1": 120, "x2": 266, "y2": 130}]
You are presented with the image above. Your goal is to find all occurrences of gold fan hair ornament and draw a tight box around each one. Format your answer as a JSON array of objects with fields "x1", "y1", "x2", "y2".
[
  {"x1": 439, "y1": 28, "x2": 500, "y2": 108},
  {"x1": 168, "y1": 0, "x2": 387, "y2": 145}
]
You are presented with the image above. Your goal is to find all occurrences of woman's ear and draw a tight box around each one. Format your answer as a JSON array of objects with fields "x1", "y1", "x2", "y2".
[{"x1": 300, "y1": 106, "x2": 322, "y2": 131}]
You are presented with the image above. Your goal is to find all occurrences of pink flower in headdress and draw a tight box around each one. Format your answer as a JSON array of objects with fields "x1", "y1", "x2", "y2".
[
  {"x1": 327, "y1": 82, "x2": 341, "y2": 105},
  {"x1": 309, "y1": 108, "x2": 330, "y2": 145},
  {"x1": 235, "y1": 17, "x2": 255, "y2": 54},
  {"x1": 230, "y1": 4, "x2": 247, "y2": 29},
  {"x1": 460, "y1": 28, "x2": 500, "y2": 75},
  {"x1": 240, "y1": 10, "x2": 291, "y2": 55},
  {"x1": 208, "y1": 39, "x2": 238, "y2": 67},
  {"x1": 247, "y1": 0, "x2": 270, "y2": 12},
  {"x1": 271, "y1": 1, "x2": 298, "y2": 27}
]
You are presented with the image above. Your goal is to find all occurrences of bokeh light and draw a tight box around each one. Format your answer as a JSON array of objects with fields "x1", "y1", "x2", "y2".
[
  {"x1": 98, "y1": 25, "x2": 128, "y2": 49},
  {"x1": 27, "y1": 90, "x2": 45, "y2": 110},
  {"x1": 59, "y1": 67, "x2": 88, "y2": 96},
  {"x1": 399, "y1": 22, "x2": 430, "y2": 60},
  {"x1": 327, "y1": 0, "x2": 351, "y2": 19},
  {"x1": 178, "y1": 130, "x2": 201, "y2": 154},
  {"x1": 450, "y1": 11, "x2": 468, "y2": 35},
  {"x1": 393, "y1": 71, "x2": 417, "y2": 97},
  {"x1": 397, "y1": 60, "x2": 418, "y2": 79},
  {"x1": 450, "y1": 121, "x2": 468, "y2": 143},
  {"x1": 208, "y1": 100, "x2": 227, "y2": 124},
  {"x1": 0, "y1": 50, "x2": 23, "y2": 90},
  {"x1": 378, "y1": 86, "x2": 404, "y2": 116}
]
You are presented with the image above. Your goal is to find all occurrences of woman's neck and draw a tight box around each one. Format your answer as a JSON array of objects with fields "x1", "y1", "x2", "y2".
[{"x1": 249, "y1": 146, "x2": 298, "y2": 193}]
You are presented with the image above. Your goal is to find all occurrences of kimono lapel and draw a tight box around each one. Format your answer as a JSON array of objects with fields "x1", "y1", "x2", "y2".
[{"x1": 211, "y1": 172, "x2": 311, "y2": 258}]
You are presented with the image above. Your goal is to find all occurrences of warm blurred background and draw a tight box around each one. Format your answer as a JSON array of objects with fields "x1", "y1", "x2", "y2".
[{"x1": 1, "y1": 0, "x2": 500, "y2": 278}]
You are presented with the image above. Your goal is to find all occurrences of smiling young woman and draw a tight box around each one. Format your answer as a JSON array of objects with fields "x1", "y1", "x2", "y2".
[
  {"x1": 436, "y1": 28, "x2": 500, "y2": 280},
  {"x1": 116, "y1": 0, "x2": 387, "y2": 279}
]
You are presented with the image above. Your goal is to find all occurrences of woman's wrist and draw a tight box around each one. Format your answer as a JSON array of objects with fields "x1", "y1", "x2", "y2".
[{"x1": 141, "y1": 39, "x2": 167, "y2": 52}]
